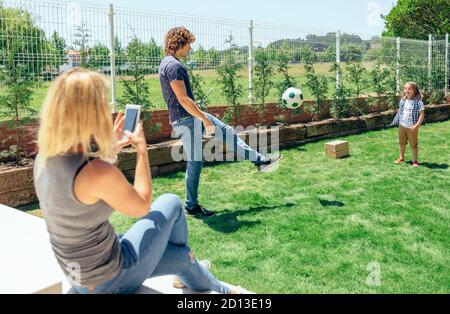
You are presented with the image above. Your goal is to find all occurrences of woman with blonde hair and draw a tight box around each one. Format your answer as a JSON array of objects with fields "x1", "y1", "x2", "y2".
[{"x1": 34, "y1": 68, "x2": 246, "y2": 294}]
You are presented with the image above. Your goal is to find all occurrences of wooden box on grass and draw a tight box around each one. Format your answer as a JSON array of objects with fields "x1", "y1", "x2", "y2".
[{"x1": 325, "y1": 140, "x2": 349, "y2": 159}]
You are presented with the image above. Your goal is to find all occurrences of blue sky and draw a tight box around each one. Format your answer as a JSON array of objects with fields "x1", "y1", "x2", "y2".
[{"x1": 66, "y1": 0, "x2": 397, "y2": 39}]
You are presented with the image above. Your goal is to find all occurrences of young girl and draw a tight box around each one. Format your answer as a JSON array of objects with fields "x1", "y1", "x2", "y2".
[
  {"x1": 34, "y1": 68, "x2": 248, "y2": 294},
  {"x1": 391, "y1": 82, "x2": 425, "y2": 167}
]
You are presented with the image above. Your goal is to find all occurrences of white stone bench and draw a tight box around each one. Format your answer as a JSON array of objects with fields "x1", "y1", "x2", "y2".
[
  {"x1": 1, "y1": 204, "x2": 248, "y2": 294},
  {"x1": 62, "y1": 275, "x2": 227, "y2": 294},
  {"x1": 0, "y1": 203, "x2": 62, "y2": 294}
]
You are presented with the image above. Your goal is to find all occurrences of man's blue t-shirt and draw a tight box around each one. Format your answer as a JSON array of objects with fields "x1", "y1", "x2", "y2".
[{"x1": 158, "y1": 55, "x2": 193, "y2": 123}]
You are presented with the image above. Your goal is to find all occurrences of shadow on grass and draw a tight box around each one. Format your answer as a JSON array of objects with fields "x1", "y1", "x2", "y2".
[
  {"x1": 319, "y1": 199, "x2": 345, "y2": 207},
  {"x1": 292, "y1": 146, "x2": 307, "y2": 152},
  {"x1": 194, "y1": 203, "x2": 296, "y2": 234},
  {"x1": 420, "y1": 162, "x2": 448, "y2": 170}
]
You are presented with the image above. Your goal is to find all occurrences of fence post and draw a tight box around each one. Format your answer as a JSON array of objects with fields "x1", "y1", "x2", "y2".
[
  {"x1": 107, "y1": 4, "x2": 117, "y2": 113},
  {"x1": 248, "y1": 19, "x2": 254, "y2": 105},
  {"x1": 396, "y1": 37, "x2": 400, "y2": 95},
  {"x1": 445, "y1": 33, "x2": 449, "y2": 96},
  {"x1": 428, "y1": 33, "x2": 432, "y2": 91},
  {"x1": 336, "y1": 29, "x2": 341, "y2": 89}
]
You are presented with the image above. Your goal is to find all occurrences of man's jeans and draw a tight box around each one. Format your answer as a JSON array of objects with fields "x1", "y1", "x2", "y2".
[
  {"x1": 172, "y1": 113, "x2": 264, "y2": 210},
  {"x1": 72, "y1": 194, "x2": 229, "y2": 294}
]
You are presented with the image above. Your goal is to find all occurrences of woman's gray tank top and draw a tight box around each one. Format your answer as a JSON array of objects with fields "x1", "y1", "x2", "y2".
[{"x1": 33, "y1": 153, "x2": 122, "y2": 287}]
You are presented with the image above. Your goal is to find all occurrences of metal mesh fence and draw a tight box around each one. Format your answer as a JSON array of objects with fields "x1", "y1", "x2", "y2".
[{"x1": 0, "y1": 0, "x2": 448, "y2": 120}]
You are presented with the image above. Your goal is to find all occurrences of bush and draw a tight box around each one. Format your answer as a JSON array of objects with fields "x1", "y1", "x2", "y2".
[
  {"x1": 341, "y1": 44, "x2": 363, "y2": 62},
  {"x1": 185, "y1": 61, "x2": 209, "y2": 111},
  {"x1": 275, "y1": 50, "x2": 297, "y2": 105},
  {"x1": 216, "y1": 51, "x2": 243, "y2": 124},
  {"x1": 428, "y1": 90, "x2": 446, "y2": 105},
  {"x1": 346, "y1": 62, "x2": 368, "y2": 115},
  {"x1": 329, "y1": 62, "x2": 350, "y2": 119},
  {"x1": 367, "y1": 63, "x2": 397, "y2": 111},
  {"x1": 303, "y1": 54, "x2": 329, "y2": 117},
  {"x1": 117, "y1": 34, "x2": 158, "y2": 133},
  {"x1": 254, "y1": 51, "x2": 275, "y2": 123}
]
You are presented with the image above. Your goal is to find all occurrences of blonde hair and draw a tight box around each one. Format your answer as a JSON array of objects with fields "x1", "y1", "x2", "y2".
[
  {"x1": 402, "y1": 81, "x2": 422, "y2": 100},
  {"x1": 37, "y1": 68, "x2": 115, "y2": 173}
]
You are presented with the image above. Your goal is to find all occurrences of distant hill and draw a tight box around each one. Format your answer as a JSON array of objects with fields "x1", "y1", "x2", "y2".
[{"x1": 267, "y1": 33, "x2": 381, "y2": 52}]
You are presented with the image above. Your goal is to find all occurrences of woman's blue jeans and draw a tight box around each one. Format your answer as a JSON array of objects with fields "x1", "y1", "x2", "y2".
[{"x1": 72, "y1": 193, "x2": 229, "y2": 294}]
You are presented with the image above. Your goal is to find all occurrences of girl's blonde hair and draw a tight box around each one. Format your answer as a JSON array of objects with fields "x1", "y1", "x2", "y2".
[
  {"x1": 402, "y1": 81, "x2": 422, "y2": 100},
  {"x1": 37, "y1": 68, "x2": 115, "y2": 173}
]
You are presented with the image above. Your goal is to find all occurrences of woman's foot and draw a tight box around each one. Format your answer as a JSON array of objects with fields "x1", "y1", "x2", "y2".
[
  {"x1": 228, "y1": 285, "x2": 255, "y2": 294},
  {"x1": 412, "y1": 161, "x2": 420, "y2": 167},
  {"x1": 173, "y1": 260, "x2": 211, "y2": 289},
  {"x1": 394, "y1": 157, "x2": 405, "y2": 164}
]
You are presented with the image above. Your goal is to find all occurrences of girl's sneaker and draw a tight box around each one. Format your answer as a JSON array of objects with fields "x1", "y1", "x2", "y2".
[
  {"x1": 394, "y1": 158, "x2": 405, "y2": 164},
  {"x1": 412, "y1": 161, "x2": 420, "y2": 167},
  {"x1": 173, "y1": 260, "x2": 211, "y2": 289}
]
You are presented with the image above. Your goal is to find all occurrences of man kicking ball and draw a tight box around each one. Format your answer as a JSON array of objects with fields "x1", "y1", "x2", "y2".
[{"x1": 158, "y1": 27, "x2": 281, "y2": 217}]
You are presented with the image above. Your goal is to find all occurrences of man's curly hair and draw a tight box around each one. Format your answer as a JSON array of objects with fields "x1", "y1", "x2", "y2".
[{"x1": 164, "y1": 27, "x2": 196, "y2": 56}]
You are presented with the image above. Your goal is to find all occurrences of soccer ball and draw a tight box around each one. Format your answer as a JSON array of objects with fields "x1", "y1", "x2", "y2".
[{"x1": 281, "y1": 87, "x2": 304, "y2": 109}]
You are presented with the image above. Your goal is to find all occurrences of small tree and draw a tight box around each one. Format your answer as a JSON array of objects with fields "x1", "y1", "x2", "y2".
[
  {"x1": 87, "y1": 43, "x2": 110, "y2": 69},
  {"x1": 206, "y1": 47, "x2": 221, "y2": 69},
  {"x1": 117, "y1": 35, "x2": 154, "y2": 125},
  {"x1": 275, "y1": 50, "x2": 297, "y2": 104},
  {"x1": 400, "y1": 55, "x2": 428, "y2": 91},
  {"x1": 216, "y1": 51, "x2": 243, "y2": 124},
  {"x1": 0, "y1": 52, "x2": 35, "y2": 163},
  {"x1": 325, "y1": 45, "x2": 336, "y2": 62},
  {"x1": 300, "y1": 45, "x2": 318, "y2": 63},
  {"x1": 49, "y1": 31, "x2": 67, "y2": 70},
  {"x1": 0, "y1": 6, "x2": 41, "y2": 163},
  {"x1": 192, "y1": 45, "x2": 207, "y2": 69},
  {"x1": 346, "y1": 62, "x2": 367, "y2": 115},
  {"x1": 329, "y1": 62, "x2": 350, "y2": 119},
  {"x1": 367, "y1": 63, "x2": 397, "y2": 111},
  {"x1": 144, "y1": 38, "x2": 163, "y2": 74},
  {"x1": 72, "y1": 21, "x2": 91, "y2": 68},
  {"x1": 254, "y1": 50, "x2": 275, "y2": 123},
  {"x1": 114, "y1": 36, "x2": 126, "y2": 66},
  {"x1": 275, "y1": 50, "x2": 304, "y2": 118},
  {"x1": 385, "y1": 64, "x2": 398, "y2": 110},
  {"x1": 0, "y1": 6, "x2": 49, "y2": 77},
  {"x1": 184, "y1": 60, "x2": 209, "y2": 111},
  {"x1": 341, "y1": 44, "x2": 363, "y2": 62},
  {"x1": 303, "y1": 49, "x2": 329, "y2": 117}
]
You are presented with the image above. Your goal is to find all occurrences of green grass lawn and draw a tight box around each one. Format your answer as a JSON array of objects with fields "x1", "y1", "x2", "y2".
[{"x1": 21, "y1": 120, "x2": 450, "y2": 293}]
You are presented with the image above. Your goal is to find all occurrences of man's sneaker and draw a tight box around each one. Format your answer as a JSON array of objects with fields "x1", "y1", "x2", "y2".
[
  {"x1": 412, "y1": 161, "x2": 420, "y2": 167},
  {"x1": 173, "y1": 260, "x2": 211, "y2": 289},
  {"x1": 185, "y1": 204, "x2": 216, "y2": 217},
  {"x1": 256, "y1": 155, "x2": 283, "y2": 172},
  {"x1": 394, "y1": 157, "x2": 405, "y2": 164}
]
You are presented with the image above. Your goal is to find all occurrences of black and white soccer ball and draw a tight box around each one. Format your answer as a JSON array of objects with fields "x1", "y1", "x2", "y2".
[{"x1": 281, "y1": 87, "x2": 304, "y2": 109}]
